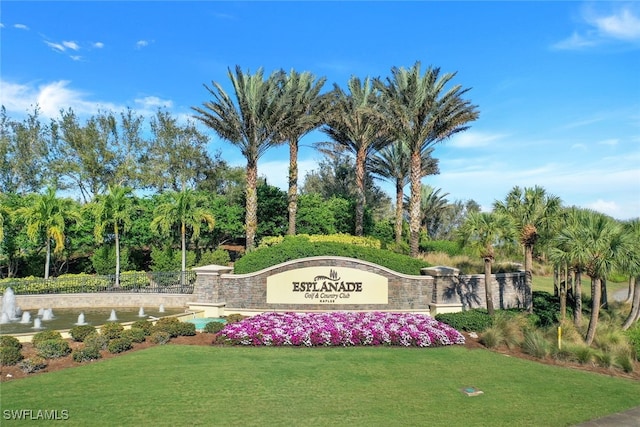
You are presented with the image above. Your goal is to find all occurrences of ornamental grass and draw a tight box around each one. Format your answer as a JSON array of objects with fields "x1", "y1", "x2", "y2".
[{"x1": 217, "y1": 311, "x2": 465, "y2": 347}]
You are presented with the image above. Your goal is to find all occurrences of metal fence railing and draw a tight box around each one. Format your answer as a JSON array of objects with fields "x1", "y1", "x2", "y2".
[{"x1": 0, "y1": 271, "x2": 196, "y2": 295}]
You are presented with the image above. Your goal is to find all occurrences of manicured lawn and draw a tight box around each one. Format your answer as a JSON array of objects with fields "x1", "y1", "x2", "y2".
[{"x1": 2, "y1": 345, "x2": 639, "y2": 426}]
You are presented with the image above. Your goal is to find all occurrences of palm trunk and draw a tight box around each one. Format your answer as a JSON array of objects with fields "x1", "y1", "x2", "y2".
[
  {"x1": 354, "y1": 147, "x2": 366, "y2": 236},
  {"x1": 181, "y1": 221, "x2": 187, "y2": 286},
  {"x1": 409, "y1": 151, "x2": 422, "y2": 257},
  {"x1": 114, "y1": 225, "x2": 121, "y2": 287},
  {"x1": 574, "y1": 270, "x2": 582, "y2": 328},
  {"x1": 44, "y1": 238, "x2": 51, "y2": 280},
  {"x1": 287, "y1": 140, "x2": 298, "y2": 236},
  {"x1": 585, "y1": 277, "x2": 601, "y2": 345},
  {"x1": 245, "y1": 159, "x2": 258, "y2": 251},
  {"x1": 559, "y1": 265, "x2": 567, "y2": 320},
  {"x1": 622, "y1": 276, "x2": 640, "y2": 330},
  {"x1": 524, "y1": 244, "x2": 533, "y2": 313},
  {"x1": 484, "y1": 256, "x2": 495, "y2": 316},
  {"x1": 395, "y1": 179, "x2": 404, "y2": 244},
  {"x1": 625, "y1": 276, "x2": 635, "y2": 304},
  {"x1": 601, "y1": 278, "x2": 608, "y2": 309}
]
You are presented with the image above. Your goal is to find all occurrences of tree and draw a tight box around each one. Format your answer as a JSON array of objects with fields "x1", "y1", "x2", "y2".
[
  {"x1": 150, "y1": 189, "x2": 215, "y2": 274},
  {"x1": 279, "y1": 70, "x2": 327, "y2": 235},
  {"x1": 321, "y1": 76, "x2": 391, "y2": 236},
  {"x1": 376, "y1": 62, "x2": 479, "y2": 256},
  {"x1": 405, "y1": 185, "x2": 449, "y2": 239},
  {"x1": 144, "y1": 109, "x2": 211, "y2": 192},
  {"x1": 369, "y1": 142, "x2": 439, "y2": 244},
  {"x1": 622, "y1": 218, "x2": 640, "y2": 330},
  {"x1": 458, "y1": 212, "x2": 514, "y2": 315},
  {"x1": 193, "y1": 66, "x2": 289, "y2": 251},
  {"x1": 494, "y1": 185, "x2": 562, "y2": 312},
  {"x1": 16, "y1": 187, "x2": 78, "y2": 279},
  {"x1": 89, "y1": 185, "x2": 135, "y2": 286}
]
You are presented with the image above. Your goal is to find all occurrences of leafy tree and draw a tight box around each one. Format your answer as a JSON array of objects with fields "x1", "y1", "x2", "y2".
[
  {"x1": 494, "y1": 186, "x2": 562, "y2": 312},
  {"x1": 370, "y1": 141, "x2": 439, "y2": 243},
  {"x1": 0, "y1": 106, "x2": 51, "y2": 194},
  {"x1": 193, "y1": 66, "x2": 289, "y2": 250},
  {"x1": 16, "y1": 187, "x2": 79, "y2": 279},
  {"x1": 89, "y1": 185, "x2": 135, "y2": 286},
  {"x1": 321, "y1": 76, "x2": 390, "y2": 236},
  {"x1": 458, "y1": 212, "x2": 514, "y2": 315},
  {"x1": 278, "y1": 70, "x2": 327, "y2": 235},
  {"x1": 144, "y1": 109, "x2": 211, "y2": 192},
  {"x1": 195, "y1": 151, "x2": 247, "y2": 203},
  {"x1": 150, "y1": 189, "x2": 215, "y2": 273},
  {"x1": 255, "y1": 181, "x2": 287, "y2": 241},
  {"x1": 405, "y1": 185, "x2": 449, "y2": 239},
  {"x1": 296, "y1": 193, "x2": 338, "y2": 235},
  {"x1": 376, "y1": 62, "x2": 479, "y2": 256}
]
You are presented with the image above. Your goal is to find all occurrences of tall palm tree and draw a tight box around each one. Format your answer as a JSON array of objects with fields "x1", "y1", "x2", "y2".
[
  {"x1": 321, "y1": 76, "x2": 391, "y2": 236},
  {"x1": 406, "y1": 185, "x2": 449, "y2": 239},
  {"x1": 90, "y1": 184, "x2": 134, "y2": 287},
  {"x1": 376, "y1": 62, "x2": 479, "y2": 256},
  {"x1": 494, "y1": 185, "x2": 562, "y2": 312},
  {"x1": 622, "y1": 219, "x2": 640, "y2": 330},
  {"x1": 150, "y1": 189, "x2": 215, "y2": 274},
  {"x1": 193, "y1": 66, "x2": 288, "y2": 250},
  {"x1": 17, "y1": 187, "x2": 78, "y2": 279},
  {"x1": 279, "y1": 70, "x2": 327, "y2": 236},
  {"x1": 458, "y1": 211, "x2": 514, "y2": 315},
  {"x1": 369, "y1": 142, "x2": 439, "y2": 244}
]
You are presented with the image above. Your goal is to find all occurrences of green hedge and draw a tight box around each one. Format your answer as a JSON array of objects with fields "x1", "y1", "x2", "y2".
[
  {"x1": 235, "y1": 235, "x2": 429, "y2": 275},
  {"x1": 419, "y1": 240, "x2": 465, "y2": 256},
  {"x1": 435, "y1": 309, "x2": 493, "y2": 332}
]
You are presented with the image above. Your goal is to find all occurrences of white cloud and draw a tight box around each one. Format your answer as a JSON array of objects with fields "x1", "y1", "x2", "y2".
[
  {"x1": 0, "y1": 23, "x2": 5, "y2": 29},
  {"x1": 136, "y1": 40, "x2": 149, "y2": 49},
  {"x1": 63, "y1": 41, "x2": 80, "y2": 51},
  {"x1": 45, "y1": 41, "x2": 66, "y2": 52},
  {"x1": 93, "y1": 42, "x2": 104, "y2": 49},
  {"x1": 134, "y1": 96, "x2": 173, "y2": 109},
  {"x1": 70, "y1": 55, "x2": 83, "y2": 62},
  {"x1": 598, "y1": 138, "x2": 619, "y2": 146},
  {"x1": 586, "y1": 199, "x2": 622, "y2": 217},
  {"x1": 590, "y1": 7, "x2": 640, "y2": 40},
  {"x1": 449, "y1": 131, "x2": 508, "y2": 148},
  {"x1": 14, "y1": 24, "x2": 29, "y2": 30},
  {"x1": 552, "y1": 32, "x2": 598, "y2": 50}
]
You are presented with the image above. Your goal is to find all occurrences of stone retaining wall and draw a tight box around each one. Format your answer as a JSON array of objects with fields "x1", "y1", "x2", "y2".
[{"x1": 7, "y1": 293, "x2": 191, "y2": 310}]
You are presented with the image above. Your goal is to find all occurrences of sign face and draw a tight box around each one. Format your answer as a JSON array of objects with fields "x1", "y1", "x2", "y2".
[{"x1": 266, "y1": 267, "x2": 388, "y2": 304}]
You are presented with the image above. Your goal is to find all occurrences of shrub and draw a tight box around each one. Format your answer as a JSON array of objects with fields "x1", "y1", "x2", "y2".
[
  {"x1": 614, "y1": 352, "x2": 635, "y2": 373},
  {"x1": 573, "y1": 345, "x2": 595, "y2": 365},
  {"x1": 31, "y1": 330, "x2": 63, "y2": 346},
  {"x1": 234, "y1": 235, "x2": 429, "y2": 275},
  {"x1": 118, "y1": 271, "x2": 151, "y2": 291},
  {"x1": 420, "y1": 240, "x2": 464, "y2": 257},
  {"x1": 521, "y1": 329, "x2": 550, "y2": 359},
  {"x1": 173, "y1": 322, "x2": 196, "y2": 337},
  {"x1": 0, "y1": 335, "x2": 22, "y2": 350},
  {"x1": 625, "y1": 325, "x2": 640, "y2": 361},
  {"x1": 197, "y1": 249, "x2": 231, "y2": 267},
  {"x1": 225, "y1": 313, "x2": 247, "y2": 324},
  {"x1": 72, "y1": 347, "x2": 102, "y2": 363},
  {"x1": 122, "y1": 328, "x2": 147, "y2": 343},
  {"x1": 107, "y1": 337, "x2": 133, "y2": 354},
  {"x1": 479, "y1": 327, "x2": 504, "y2": 349},
  {"x1": 204, "y1": 321, "x2": 225, "y2": 334},
  {"x1": 101, "y1": 322, "x2": 124, "y2": 340},
  {"x1": 531, "y1": 291, "x2": 562, "y2": 327},
  {"x1": 152, "y1": 317, "x2": 181, "y2": 337},
  {"x1": 36, "y1": 339, "x2": 71, "y2": 359},
  {"x1": 150, "y1": 331, "x2": 171, "y2": 345},
  {"x1": 69, "y1": 325, "x2": 97, "y2": 342},
  {"x1": 435, "y1": 309, "x2": 493, "y2": 332},
  {"x1": 0, "y1": 346, "x2": 23, "y2": 366},
  {"x1": 131, "y1": 320, "x2": 154, "y2": 336},
  {"x1": 84, "y1": 332, "x2": 108, "y2": 351},
  {"x1": 18, "y1": 356, "x2": 47, "y2": 373}
]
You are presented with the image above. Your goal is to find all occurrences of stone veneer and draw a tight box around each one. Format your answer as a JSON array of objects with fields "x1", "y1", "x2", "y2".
[
  {"x1": 7, "y1": 293, "x2": 191, "y2": 311},
  {"x1": 192, "y1": 257, "x2": 530, "y2": 315}
]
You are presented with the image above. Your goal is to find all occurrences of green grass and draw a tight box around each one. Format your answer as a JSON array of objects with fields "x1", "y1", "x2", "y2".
[{"x1": 2, "y1": 345, "x2": 640, "y2": 426}]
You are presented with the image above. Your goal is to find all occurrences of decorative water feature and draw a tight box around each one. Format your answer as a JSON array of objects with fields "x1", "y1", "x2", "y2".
[
  {"x1": 1, "y1": 287, "x2": 18, "y2": 322},
  {"x1": 20, "y1": 312, "x2": 31, "y2": 324},
  {"x1": 138, "y1": 307, "x2": 146, "y2": 317},
  {"x1": 107, "y1": 309, "x2": 118, "y2": 321},
  {"x1": 42, "y1": 308, "x2": 54, "y2": 321},
  {"x1": 159, "y1": 304, "x2": 165, "y2": 313},
  {"x1": 76, "y1": 312, "x2": 87, "y2": 326},
  {"x1": 33, "y1": 318, "x2": 42, "y2": 329}
]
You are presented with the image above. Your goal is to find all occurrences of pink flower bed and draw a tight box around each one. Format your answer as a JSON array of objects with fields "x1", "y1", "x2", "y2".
[{"x1": 218, "y1": 312, "x2": 465, "y2": 347}]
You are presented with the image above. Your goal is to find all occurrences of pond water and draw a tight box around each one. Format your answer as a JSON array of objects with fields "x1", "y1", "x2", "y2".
[{"x1": 0, "y1": 307, "x2": 185, "y2": 335}]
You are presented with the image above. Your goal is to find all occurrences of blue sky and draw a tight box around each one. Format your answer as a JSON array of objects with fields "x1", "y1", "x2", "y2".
[{"x1": 1, "y1": 1, "x2": 639, "y2": 220}]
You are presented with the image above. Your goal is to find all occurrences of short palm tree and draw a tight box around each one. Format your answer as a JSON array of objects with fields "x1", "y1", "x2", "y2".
[
  {"x1": 193, "y1": 66, "x2": 288, "y2": 250},
  {"x1": 458, "y1": 211, "x2": 514, "y2": 315},
  {"x1": 17, "y1": 187, "x2": 79, "y2": 279},
  {"x1": 321, "y1": 76, "x2": 391, "y2": 236},
  {"x1": 376, "y1": 62, "x2": 479, "y2": 256},
  {"x1": 90, "y1": 184, "x2": 135, "y2": 287},
  {"x1": 369, "y1": 142, "x2": 439, "y2": 244},
  {"x1": 494, "y1": 185, "x2": 562, "y2": 312},
  {"x1": 150, "y1": 189, "x2": 215, "y2": 274},
  {"x1": 621, "y1": 219, "x2": 640, "y2": 330},
  {"x1": 279, "y1": 70, "x2": 327, "y2": 236}
]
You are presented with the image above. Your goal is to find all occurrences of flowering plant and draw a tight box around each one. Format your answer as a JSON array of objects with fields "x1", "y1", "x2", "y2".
[{"x1": 218, "y1": 312, "x2": 465, "y2": 347}]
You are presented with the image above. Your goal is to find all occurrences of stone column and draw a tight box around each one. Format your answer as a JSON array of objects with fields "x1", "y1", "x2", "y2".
[
  {"x1": 421, "y1": 266, "x2": 463, "y2": 315},
  {"x1": 192, "y1": 264, "x2": 233, "y2": 303}
]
